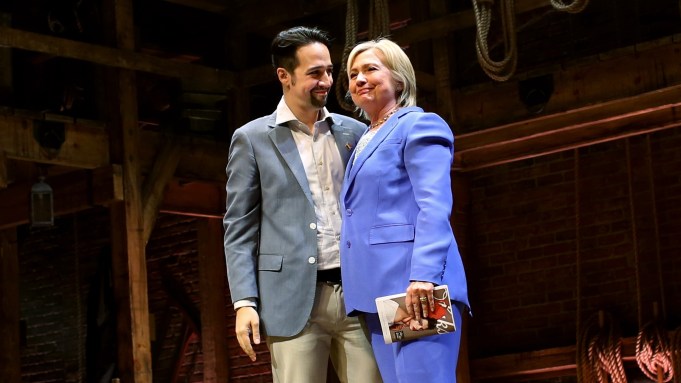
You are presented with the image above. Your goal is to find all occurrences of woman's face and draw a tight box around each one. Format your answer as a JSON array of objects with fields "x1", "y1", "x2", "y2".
[{"x1": 348, "y1": 48, "x2": 399, "y2": 118}]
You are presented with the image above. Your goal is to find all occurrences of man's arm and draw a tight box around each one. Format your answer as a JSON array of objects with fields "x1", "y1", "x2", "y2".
[{"x1": 223, "y1": 128, "x2": 263, "y2": 360}]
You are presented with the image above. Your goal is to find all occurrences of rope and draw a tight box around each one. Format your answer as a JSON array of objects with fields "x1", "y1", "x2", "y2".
[
  {"x1": 576, "y1": 148, "x2": 586, "y2": 383},
  {"x1": 625, "y1": 139, "x2": 643, "y2": 328},
  {"x1": 472, "y1": 0, "x2": 518, "y2": 81},
  {"x1": 550, "y1": 0, "x2": 590, "y2": 14},
  {"x1": 578, "y1": 312, "x2": 628, "y2": 383},
  {"x1": 368, "y1": 0, "x2": 390, "y2": 39},
  {"x1": 645, "y1": 135, "x2": 667, "y2": 319},
  {"x1": 672, "y1": 328, "x2": 681, "y2": 383},
  {"x1": 335, "y1": 0, "x2": 359, "y2": 112},
  {"x1": 636, "y1": 320, "x2": 674, "y2": 382}
]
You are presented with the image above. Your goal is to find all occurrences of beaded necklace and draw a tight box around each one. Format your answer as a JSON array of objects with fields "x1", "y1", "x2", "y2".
[{"x1": 369, "y1": 107, "x2": 399, "y2": 130}]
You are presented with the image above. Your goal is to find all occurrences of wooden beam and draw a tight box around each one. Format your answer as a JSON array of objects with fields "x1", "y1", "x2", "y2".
[
  {"x1": 0, "y1": 111, "x2": 226, "y2": 183},
  {"x1": 470, "y1": 337, "x2": 639, "y2": 381},
  {"x1": 0, "y1": 26, "x2": 234, "y2": 93},
  {"x1": 160, "y1": 180, "x2": 225, "y2": 218},
  {"x1": 0, "y1": 229, "x2": 20, "y2": 383},
  {"x1": 142, "y1": 137, "x2": 183, "y2": 243},
  {"x1": 197, "y1": 219, "x2": 229, "y2": 383},
  {"x1": 104, "y1": 0, "x2": 152, "y2": 381},
  {"x1": 0, "y1": 13, "x2": 12, "y2": 104},
  {"x1": 0, "y1": 166, "x2": 122, "y2": 230},
  {"x1": 0, "y1": 173, "x2": 223, "y2": 230},
  {"x1": 0, "y1": 113, "x2": 109, "y2": 168},
  {"x1": 0, "y1": 151, "x2": 7, "y2": 189},
  {"x1": 231, "y1": 0, "x2": 346, "y2": 33},
  {"x1": 454, "y1": 85, "x2": 681, "y2": 171},
  {"x1": 393, "y1": 0, "x2": 548, "y2": 46}
]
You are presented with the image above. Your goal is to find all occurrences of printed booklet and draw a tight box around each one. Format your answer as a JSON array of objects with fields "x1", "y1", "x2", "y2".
[{"x1": 375, "y1": 285, "x2": 455, "y2": 344}]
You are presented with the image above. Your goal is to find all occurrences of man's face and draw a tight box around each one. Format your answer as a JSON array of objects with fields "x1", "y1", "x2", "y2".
[{"x1": 283, "y1": 42, "x2": 333, "y2": 110}]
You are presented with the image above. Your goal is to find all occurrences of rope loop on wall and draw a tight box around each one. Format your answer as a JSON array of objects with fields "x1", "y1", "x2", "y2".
[
  {"x1": 670, "y1": 327, "x2": 681, "y2": 383},
  {"x1": 336, "y1": 0, "x2": 359, "y2": 112},
  {"x1": 578, "y1": 311, "x2": 628, "y2": 383},
  {"x1": 472, "y1": 0, "x2": 518, "y2": 81},
  {"x1": 368, "y1": 0, "x2": 390, "y2": 39},
  {"x1": 550, "y1": 0, "x2": 590, "y2": 14},
  {"x1": 636, "y1": 319, "x2": 674, "y2": 382}
]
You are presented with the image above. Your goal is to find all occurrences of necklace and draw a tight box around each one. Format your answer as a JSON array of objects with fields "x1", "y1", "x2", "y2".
[{"x1": 369, "y1": 107, "x2": 399, "y2": 130}]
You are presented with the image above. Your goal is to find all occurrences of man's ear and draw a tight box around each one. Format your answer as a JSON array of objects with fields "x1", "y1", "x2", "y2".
[{"x1": 277, "y1": 68, "x2": 289, "y2": 85}]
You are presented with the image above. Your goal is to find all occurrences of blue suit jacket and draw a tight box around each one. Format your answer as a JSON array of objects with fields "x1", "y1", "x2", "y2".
[
  {"x1": 340, "y1": 107, "x2": 470, "y2": 315},
  {"x1": 223, "y1": 111, "x2": 365, "y2": 337}
]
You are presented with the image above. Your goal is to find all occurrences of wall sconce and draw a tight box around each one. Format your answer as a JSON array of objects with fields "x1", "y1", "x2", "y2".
[{"x1": 31, "y1": 176, "x2": 54, "y2": 227}]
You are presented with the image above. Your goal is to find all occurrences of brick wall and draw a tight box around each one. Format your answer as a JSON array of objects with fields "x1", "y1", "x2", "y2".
[
  {"x1": 19, "y1": 207, "x2": 108, "y2": 382},
  {"x1": 465, "y1": 127, "x2": 681, "y2": 358},
  {"x1": 18, "y1": 210, "x2": 273, "y2": 382}
]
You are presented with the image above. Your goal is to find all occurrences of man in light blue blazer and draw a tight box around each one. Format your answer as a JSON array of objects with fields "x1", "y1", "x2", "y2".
[{"x1": 223, "y1": 26, "x2": 381, "y2": 383}]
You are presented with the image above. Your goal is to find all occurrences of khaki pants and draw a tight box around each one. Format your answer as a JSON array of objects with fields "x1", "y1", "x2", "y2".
[{"x1": 267, "y1": 282, "x2": 382, "y2": 383}]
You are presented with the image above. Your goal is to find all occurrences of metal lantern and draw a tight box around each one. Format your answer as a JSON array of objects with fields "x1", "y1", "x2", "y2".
[{"x1": 30, "y1": 176, "x2": 54, "y2": 227}]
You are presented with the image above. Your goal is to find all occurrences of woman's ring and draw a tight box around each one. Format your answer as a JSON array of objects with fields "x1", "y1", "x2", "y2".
[{"x1": 419, "y1": 296, "x2": 428, "y2": 302}]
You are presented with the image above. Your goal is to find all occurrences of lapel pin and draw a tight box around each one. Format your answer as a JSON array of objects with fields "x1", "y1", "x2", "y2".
[{"x1": 345, "y1": 143, "x2": 353, "y2": 151}]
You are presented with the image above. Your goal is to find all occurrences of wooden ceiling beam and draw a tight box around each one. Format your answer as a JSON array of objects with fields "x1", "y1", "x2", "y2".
[
  {"x1": 394, "y1": 0, "x2": 548, "y2": 45},
  {"x1": 0, "y1": 168, "x2": 223, "y2": 230},
  {"x1": 230, "y1": 0, "x2": 347, "y2": 33},
  {"x1": 0, "y1": 151, "x2": 7, "y2": 189},
  {"x1": 452, "y1": 35, "x2": 681, "y2": 171},
  {"x1": 454, "y1": 86, "x2": 681, "y2": 171},
  {"x1": 0, "y1": 166, "x2": 123, "y2": 230},
  {"x1": 471, "y1": 336, "x2": 638, "y2": 381},
  {"x1": 0, "y1": 111, "x2": 225, "y2": 183},
  {"x1": 0, "y1": 26, "x2": 234, "y2": 93},
  {"x1": 142, "y1": 137, "x2": 184, "y2": 244}
]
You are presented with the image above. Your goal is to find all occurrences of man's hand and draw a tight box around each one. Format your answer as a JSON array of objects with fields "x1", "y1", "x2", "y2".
[{"x1": 235, "y1": 306, "x2": 261, "y2": 361}]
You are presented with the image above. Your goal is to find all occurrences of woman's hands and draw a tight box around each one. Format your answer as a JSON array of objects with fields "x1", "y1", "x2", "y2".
[{"x1": 405, "y1": 281, "x2": 435, "y2": 324}]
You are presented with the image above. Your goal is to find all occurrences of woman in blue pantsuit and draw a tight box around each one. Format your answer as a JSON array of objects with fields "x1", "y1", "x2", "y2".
[{"x1": 340, "y1": 38, "x2": 470, "y2": 383}]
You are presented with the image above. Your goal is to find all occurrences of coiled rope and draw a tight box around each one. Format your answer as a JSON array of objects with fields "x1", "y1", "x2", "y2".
[
  {"x1": 335, "y1": 0, "x2": 359, "y2": 111},
  {"x1": 336, "y1": 0, "x2": 391, "y2": 112},
  {"x1": 672, "y1": 328, "x2": 681, "y2": 383},
  {"x1": 368, "y1": 0, "x2": 390, "y2": 39},
  {"x1": 636, "y1": 319, "x2": 674, "y2": 382},
  {"x1": 472, "y1": 0, "x2": 518, "y2": 81},
  {"x1": 577, "y1": 312, "x2": 628, "y2": 383},
  {"x1": 629, "y1": 137, "x2": 674, "y2": 383},
  {"x1": 550, "y1": 0, "x2": 590, "y2": 14}
]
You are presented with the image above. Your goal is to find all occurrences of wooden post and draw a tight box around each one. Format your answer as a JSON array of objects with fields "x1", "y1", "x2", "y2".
[
  {"x1": 197, "y1": 219, "x2": 229, "y2": 382},
  {"x1": 0, "y1": 13, "x2": 11, "y2": 104},
  {"x1": 0, "y1": 229, "x2": 20, "y2": 383},
  {"x1": 102, "y1": 0, "x2": 152, "y2": 381}
]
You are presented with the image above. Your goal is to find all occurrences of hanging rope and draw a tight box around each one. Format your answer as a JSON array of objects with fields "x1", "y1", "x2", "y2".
[
  {"x1": 578, "y1": 312, "x2": 628, "y2": 383},
  {"x1": 636, "y1": 319, "x2": 674, "y2": 382},
  {"x1": 335, "y1": 0, "x2": 359, "y2": 112},
  {"x1": 672, "y1": 327, "x2": 681, "y2": 383},
  {"x1": 472, "y1": 0, "x2": 518, "y2": 81},
  {"x1": 550, "y1": 0, "x2": 590, "y2": 14},
  {"x1": 575, "y1": 148, "x2": 586, "y2": 383},
  {"x1": 368, "y1": 0, "x2": 390, "y2": 39},
  {"x1": 630, "y1": 136, "x2": 674, "y2": 382},
  {"x1": 336, "y1": 0, "x2": 391, "y2": 112}
]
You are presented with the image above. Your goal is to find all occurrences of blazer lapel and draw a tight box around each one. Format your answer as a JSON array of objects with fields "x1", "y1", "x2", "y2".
[
  {"x1": 330, "y1": 119, "x2": 358, "y2": 167},
  {"x1": 268, "y1": 123, "x2": 314, "y2": 206},
  {"x1": 346, "y1": 108, "x2": 405, "y2": 184}
]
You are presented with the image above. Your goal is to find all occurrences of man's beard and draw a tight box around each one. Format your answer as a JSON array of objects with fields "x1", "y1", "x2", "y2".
[{"x1": 310, "y1": 90, "x2": 328, "y2": 108}]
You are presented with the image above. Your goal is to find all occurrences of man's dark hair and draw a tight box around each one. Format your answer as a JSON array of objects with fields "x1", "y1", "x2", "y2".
[{"x1": 271, "y1": 26, "x2": 332, "y2": 73}]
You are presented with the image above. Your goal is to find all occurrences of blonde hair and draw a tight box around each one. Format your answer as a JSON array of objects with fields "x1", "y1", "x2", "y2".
[{"x1": 346, "y1": 38, "x2": 417, "y2": 118}]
